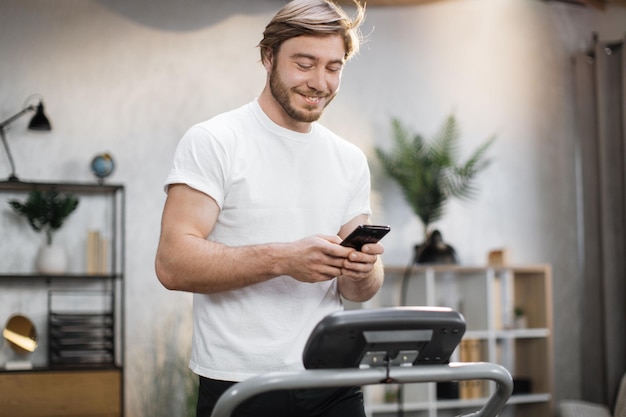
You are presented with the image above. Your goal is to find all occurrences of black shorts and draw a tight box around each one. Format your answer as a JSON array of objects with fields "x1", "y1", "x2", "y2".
[{"x1": 197, "y1": 376, "x2": 366, "y2": 417}]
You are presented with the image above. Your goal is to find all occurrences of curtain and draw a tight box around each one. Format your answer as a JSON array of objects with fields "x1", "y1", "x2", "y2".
[{"x1": 573, "y1": 33, "x2": 626, "y2": 411}]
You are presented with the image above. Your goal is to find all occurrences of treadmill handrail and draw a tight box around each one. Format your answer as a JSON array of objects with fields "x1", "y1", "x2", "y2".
[{"x1": 210, "y1": 362, "x2": 513, "y2": 417}]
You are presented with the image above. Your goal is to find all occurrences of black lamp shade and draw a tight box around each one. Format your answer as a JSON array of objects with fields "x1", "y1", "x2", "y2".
[{"x1": 28, "y1": 102, "x2": 51, "y2": 131}]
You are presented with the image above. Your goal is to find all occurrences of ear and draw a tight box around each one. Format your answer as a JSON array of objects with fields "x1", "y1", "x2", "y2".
[{"x1": 261, "y1": 48, "x2": 273, "y2": 72}]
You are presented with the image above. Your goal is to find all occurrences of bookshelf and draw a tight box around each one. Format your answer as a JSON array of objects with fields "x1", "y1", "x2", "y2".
[
  {"x1": 359, "y1": 265, "x2": 553, "y2": 417},
  {"x1": 0, "y1": 181, "x2": 125, "y2": 417}
]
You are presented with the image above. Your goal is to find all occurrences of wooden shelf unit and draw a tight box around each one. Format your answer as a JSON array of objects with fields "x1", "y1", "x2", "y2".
[
  {"x1": 0, "y1": 368, "x2": 122, "y2": 417},
  {"x1": 360, "y1": 265, "x2": 553, "y2": 417}
]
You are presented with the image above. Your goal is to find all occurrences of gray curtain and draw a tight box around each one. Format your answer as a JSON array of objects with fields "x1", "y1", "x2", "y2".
[{"x1": 573, "y1": 34, "x2": 626, "y2": 411}]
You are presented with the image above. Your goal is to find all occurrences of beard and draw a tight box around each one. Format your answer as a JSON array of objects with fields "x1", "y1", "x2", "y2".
[{"x1": 269, "y1": 65, "x2": 336, "y2": 124}]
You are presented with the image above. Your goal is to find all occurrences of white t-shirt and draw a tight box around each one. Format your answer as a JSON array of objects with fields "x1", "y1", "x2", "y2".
[{"x1": 165, "y1": 99, "x2": 372, "y2": 381}]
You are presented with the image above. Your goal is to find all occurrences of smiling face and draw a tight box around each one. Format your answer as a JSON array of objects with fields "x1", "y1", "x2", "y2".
[{"x1": 259, "y1": 34, "x2": 346, "y2": 132}]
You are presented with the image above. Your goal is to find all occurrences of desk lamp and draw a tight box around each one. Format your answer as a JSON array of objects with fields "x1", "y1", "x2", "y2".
[{"x1": 0, "y1": 98, "x2": 52, "y2": 182}]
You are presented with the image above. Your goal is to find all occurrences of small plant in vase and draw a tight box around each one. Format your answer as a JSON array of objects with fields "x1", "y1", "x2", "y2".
[
  {"x1": 513, "y1": 306, "x2": 527, "y2": 329},
  {"x1": 375, "y1": 115, "x2": 494, "y2": 264},
  {"x1": 9, "y1": 189, "x2": 79, "y2": 274}
]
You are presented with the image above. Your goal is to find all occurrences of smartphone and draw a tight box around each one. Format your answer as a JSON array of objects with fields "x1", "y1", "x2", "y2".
[{"x1": 340, "y1": 225, "x2": 391, "y2": 251}]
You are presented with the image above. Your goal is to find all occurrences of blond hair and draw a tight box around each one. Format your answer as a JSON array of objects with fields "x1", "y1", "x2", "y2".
[{"x1": 259, "y1": 0, "x2": 365, "y2": 62}]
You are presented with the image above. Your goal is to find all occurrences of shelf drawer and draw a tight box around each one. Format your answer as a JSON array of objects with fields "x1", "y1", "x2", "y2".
[{"x1": 0, "y1": 369, "x2": 121, "y2": 417}]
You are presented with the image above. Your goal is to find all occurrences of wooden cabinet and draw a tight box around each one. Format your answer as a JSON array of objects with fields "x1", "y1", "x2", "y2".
[
  {"x1": 0, "y1": 369, "x2": 121, "y2": 417},
  {"x1": 0, "y1": 181, "x2": 124, "y2": 417},
  {"x1": 360, "y1": 265, "x2": 553, "y2": 417}
]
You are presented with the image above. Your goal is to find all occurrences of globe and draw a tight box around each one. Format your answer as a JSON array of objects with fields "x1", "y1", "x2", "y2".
[{"x1": 91, "y1": 153, "x2": 115, "y2": 183}]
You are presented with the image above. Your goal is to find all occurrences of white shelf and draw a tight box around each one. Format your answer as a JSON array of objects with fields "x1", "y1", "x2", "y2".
[
  {"x1": 369, "y1": 400, "x2": 431, "y2": 413},
  {"x1": 506, "y1": 393, "x2": 552, "y2": 404},
  {"x1": 365, "y1": 264, "x2": 554, "y2": 417},
  {"x1": 367, "y1": 392, "x2": 553, "y2": 412},
  {"x1": 495, "y1": 328, "x2": 551, "y2": 339}
]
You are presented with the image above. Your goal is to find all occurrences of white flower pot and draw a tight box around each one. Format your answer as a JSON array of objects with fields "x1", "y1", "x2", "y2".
[
  {"x1": 37, "y1": 244, "x2": 67, "y2": 274},
  {"x1": 514, "y1": 316, "x2": 528, "y2": 329}
]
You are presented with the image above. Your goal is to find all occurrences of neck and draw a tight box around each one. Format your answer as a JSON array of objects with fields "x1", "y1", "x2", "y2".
[{"x1": 258, "y1": 87, "x2": 312, "y2": 134}]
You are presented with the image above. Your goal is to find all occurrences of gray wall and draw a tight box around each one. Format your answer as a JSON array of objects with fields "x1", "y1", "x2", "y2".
[{"x1": 1, "y1": 0, "x2": 625, "y2": 415}]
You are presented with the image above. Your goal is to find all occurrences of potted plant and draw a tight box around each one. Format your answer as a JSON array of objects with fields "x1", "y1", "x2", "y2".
[
  {"x1": 8, "y1": 189, "x2": 79, "y2": 273},
  {"x1": 513, "y1": 306, "x2": 527, "y2": 329},
  {"x1": 375, "y1": 115, "x2": 494, "y2": 263}
]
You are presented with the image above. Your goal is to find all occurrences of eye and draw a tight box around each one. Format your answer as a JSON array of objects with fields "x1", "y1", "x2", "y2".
[
  {"x1": 327, "y1": 65, "x2": 343, "y2": 73},
  {"x1": 296, "y1": 62, "x2": 314, "y2": 71}
]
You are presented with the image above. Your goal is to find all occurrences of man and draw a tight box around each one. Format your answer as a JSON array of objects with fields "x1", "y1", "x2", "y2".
[{"x1": 155, "y1": 1, "x2": 384, "y2": 415}]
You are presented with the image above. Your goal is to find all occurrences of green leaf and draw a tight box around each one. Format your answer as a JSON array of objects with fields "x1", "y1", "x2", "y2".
[
  {"x1": 8, "y1": 189, "x2": 79, "y2": 244},
  {"x1": 374, "y1": 115, "x2": 494, "y2": 233}
]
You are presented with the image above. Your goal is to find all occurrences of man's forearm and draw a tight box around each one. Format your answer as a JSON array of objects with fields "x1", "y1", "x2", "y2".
[{"x1": 156, "y1": 234, "x2": 283, "y2": 294}]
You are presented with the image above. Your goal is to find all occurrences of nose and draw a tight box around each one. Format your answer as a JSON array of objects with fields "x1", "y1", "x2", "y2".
[{"x1": 307, "y1": 67, "x2": 328, "y2": 93}]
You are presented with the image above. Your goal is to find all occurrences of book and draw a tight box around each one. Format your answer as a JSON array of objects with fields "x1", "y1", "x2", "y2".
[
  {"x1": 86, "y1": 230, "x2": 109, "y2": 274},
  {"x1": 469, "y1": 339, "x2": 487, "y2": 398},
  {"x1": 459, "y1": 339, "x2": 486, "y2": 399},
  {"x1": 86, "y1": 230, "x2": 100, "y2": 274},
  {"x1": 459, "y1": 339, "x2": 473, "y2": 399}
]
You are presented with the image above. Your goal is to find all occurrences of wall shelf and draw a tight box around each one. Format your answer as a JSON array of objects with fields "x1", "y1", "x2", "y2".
[
  {"x1": 0, "y1": 273, "x2": 122, "y2": 281},
  {"x1": 0, "y1": 180, "x2": 123, "y2": 193}
]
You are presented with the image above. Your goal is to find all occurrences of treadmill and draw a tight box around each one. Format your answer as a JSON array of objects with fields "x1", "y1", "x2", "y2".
[{"x1": 210, "y1": 306, "x2": 513, "y2": 417}]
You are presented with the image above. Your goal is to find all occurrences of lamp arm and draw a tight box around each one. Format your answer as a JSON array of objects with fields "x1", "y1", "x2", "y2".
[
  {"x1": 0, "y1": 101, "x2": 47, "y2": 182},
  {"x1": 0, "y1": 127, "x2": 18, "y2": 181},
  {"x1": 0, "y1": 105, "x2": 36, "y2": 130}
]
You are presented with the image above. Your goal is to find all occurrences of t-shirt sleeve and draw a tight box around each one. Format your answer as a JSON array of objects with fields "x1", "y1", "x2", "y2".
[
  {"x1": 342, "y1": 149, "x2": 372, "y2": 225},
  {"x1": 164, "y1": 124, "x2": 230, "y2": 209}
]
